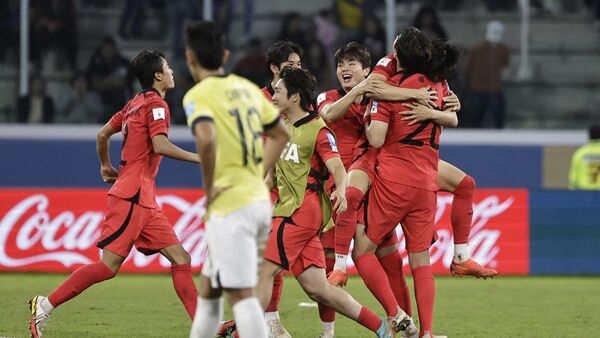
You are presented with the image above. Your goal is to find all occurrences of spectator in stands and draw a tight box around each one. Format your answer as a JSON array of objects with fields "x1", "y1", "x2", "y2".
[
  {"x1": 168, "y1": 0, "x2": 201, "y2": 64},
  {"x1": 569, "y1": 125, "x2": 600, "y2": 190},
  {"x1": 60, "y1": 72, "x2": 105, "y2": 124},
  {"x1": 333, "y1": 0, "x2": 379, "y2": 43},
  {"x1": 118, "y1": 0, "x2": 167, "y2": 40},
  {"x1": 17, "y1": 75, "x2": 55, "y2": 124},
  {"x1": 304, "y1": 36, "x2": 331, "y2": 91},
  {"x1": 313, "y1": 9, "x2": 339, "y2": 69},
  {"x1": 29, "y1": 0, "x2": 78, "y2": 70},
  {"x1": 278, "y1": 12, "x2": 309, "y2": 52},
  {"x1": 0, "y1": 1, "x2": 19, "y2": 65},
  {"x1": 464, "y1": 20, "x2": 510, "y2": 128},
  {"x1": 214, "y1": 0, "x2": 255, "y2": 43},
  {"x1": 233, "y1": 38, "x2": 269, "y2": 86},
  {"x1": 357, "y1": 15, "x2": 386, "y2": 66},
  {"x1": 86, "y1": 37, "x2": 132, "y2": 123},
  {"x1": 412, "y1": 5, "x2": 448, "y2": 40}
]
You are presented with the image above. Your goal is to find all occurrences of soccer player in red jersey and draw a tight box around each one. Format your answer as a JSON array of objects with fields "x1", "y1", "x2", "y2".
[
  {"x1": 259, "y1": 67, "x2": 394, "y2": 338},
  {"x1": 353, "y1": 28, "x2": 460, "y2": 338},
  {"x1": 260, "y1": 40, "x2": 304, "y2": 338},
  {"x1": 29, "y1": 50, "x2": 201, "y2": 338},
  {"x1": 368, "y1": 48, "x2": 497, "y2": 279}
]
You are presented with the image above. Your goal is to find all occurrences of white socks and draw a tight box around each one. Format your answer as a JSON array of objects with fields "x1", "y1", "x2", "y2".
[
  {"x1": 334, "y1": 254, "x2": 347, "y2": 272},
  {"x1": 321, "y1": 320, "x2": 335, "y2": 332},
  {"x1": 453, "y1": 243, "x2": 471, "y2": 262},
  {"x1": 233, "y1": 297, "x2": 267, "y2": 338},
  {"x1": 40, "y1": 296, "x2": 54, "y2": 314},
  {"x1": 189, "y1": 297, "x2": 223, "y2": 338},
  {"x1": 264, "y1": 311, "x2": 280, "y2": 322}
]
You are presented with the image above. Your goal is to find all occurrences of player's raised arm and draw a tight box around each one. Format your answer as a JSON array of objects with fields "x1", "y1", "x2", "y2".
[
  {"x1": 367, "y1": 73, "x2": 437, "y2": 106},
  {"x1": 365, "y1": 101, "x2": 389, "y2": 148},
  {"x1": 96, "y1": 121, "x2": 119, "y2": 183},
  {"x1": 151, "y1": 134, "x2": 200, "y2": 163},
  {"x1": 400, "y1": 102, "x2": 458, "y2": 128}
]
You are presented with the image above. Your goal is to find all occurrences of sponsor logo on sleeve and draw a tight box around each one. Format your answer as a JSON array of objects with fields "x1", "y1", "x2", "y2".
[
  {"x1": 152, "y1": 107, "x2": 166, "y2": 120},
  {"x1": 370, "y1": 101, "x2": 379, "y2": 114},
  {"x1": 326, "y1": 132, "x2": 338, "y2": 152},
  {"x1": 376, "y1": 57, "x2": 392, "y2": 67},
  {"x1": 316, "y1": 92, "x2": 327, "y2": 106}
]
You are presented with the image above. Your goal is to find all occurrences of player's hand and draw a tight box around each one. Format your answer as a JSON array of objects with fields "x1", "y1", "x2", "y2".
[
  {"x1": 416, "y1": 86, "x2": 438, "y2": 108},
  {"x1": 100, "y1": 165, "x2": 118, "y2": 184},
  {"x1": 443, "y1": 91, "x2": 461, "y2": 111},
  {"x1": 351, "y1": 78, "x2": 370, "y2": 96},
  {"x1": 400, "y1": 103, "x2": 436, "y2": 125},
  {"x1": 364, "y1": 79, "x2": 386, "y2": 97},
  {"x1": 330, "y1": 189, "x2": 347, "y2": 213},
  {"x1": 206, "y1": 185, "x2": 231, "y2": 205}
]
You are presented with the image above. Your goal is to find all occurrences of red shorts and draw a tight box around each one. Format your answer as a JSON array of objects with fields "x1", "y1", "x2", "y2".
[
  {"x1": 270, "y1": 188, "x2": 279, "y2": 204},
  {"x1": 349, "y1": 147, "x2": 378, "y2": 181},
  {"x1": 366, "y1": 180, "x2": 436, "y2": 253},
  {"x1": 97, "y1": 195, "x2": 180, "y2": 257},
  {"x1": 320, "y1": 227, "x2": 335, "y2": 250},
  {"x1": 264, "y1": 193, "x2": 326, "y2": 276}
]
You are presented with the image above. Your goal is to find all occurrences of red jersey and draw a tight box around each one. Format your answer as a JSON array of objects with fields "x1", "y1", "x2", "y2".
[
  {"x1": 303, "y1": 115, "x2": 340, "y2": 201},
  {"x1": 370, "y1": 73, "x2": 448, "y2": 191},
  {"x1": 316, "y1": 89, "x2": 368, "y2": 169},
  {"x1": 108, "y1": 89, "x2": 170, "y2": 208},
  {"x1": 373, "y1": 53, "x2": 398, "y2": 79},
  {"x1": 261, "y1": 84, "x2": 275, "y2": 101}
]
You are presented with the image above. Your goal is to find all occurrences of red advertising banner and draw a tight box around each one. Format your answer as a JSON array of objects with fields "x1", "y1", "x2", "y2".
[{"x1": 0, "y1": 189, "x2": 529, "y2": 274}]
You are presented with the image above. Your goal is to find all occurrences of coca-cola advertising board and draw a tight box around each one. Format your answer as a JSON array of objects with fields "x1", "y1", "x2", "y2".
[{"x1": 0, "y1": 189, "x2": 529, "y2": 275}]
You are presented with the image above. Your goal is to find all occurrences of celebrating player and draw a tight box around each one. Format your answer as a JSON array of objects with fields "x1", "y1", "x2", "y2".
[
  {"x1": 29, "y1": 50, "x2": 201, "y2": 338},
  {"x1": 183, "y1": 21, "x2": 290, "y2": 338},
  {"x1": 258, "y1": 67, "x2": 395, "y2": 338},
  {"x1": 353, "y1": 28, "x2": 460, "y2": 338}
]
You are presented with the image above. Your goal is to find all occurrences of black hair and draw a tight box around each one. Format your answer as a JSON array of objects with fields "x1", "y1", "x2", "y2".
[
  {"x1": 334, "y1": 42, "x2": 371, "y2": 69},
  {"x1": 589, "y1": 125, "x2": 600, "y2": 140},
  {"x1": 426, "y1": 38, "x2": 460, "y2": 82},
  {"x1": 185, "y1": 21, "x2": 225, "y2": 70},
  {"x1": 394, "y1": 27, "x2": 433, "y2": 76},
  {"x1": 266, "y1": 40, "x2": 304, "y2": 78},
  {"x1": 279, "y1": 67, "x2": 315, "y2": 112},
  {"x1": 131, "y1": 49, "x2": 166, "y2": 89}
]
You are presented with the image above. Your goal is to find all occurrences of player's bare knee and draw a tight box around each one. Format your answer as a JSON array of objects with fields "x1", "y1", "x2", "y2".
[
  {"x1": 407, "y1": 250, "x2": 431, "y2": 269},
  {"x1": 227, "y1": 288, "x2": 254, "y2": 305}
]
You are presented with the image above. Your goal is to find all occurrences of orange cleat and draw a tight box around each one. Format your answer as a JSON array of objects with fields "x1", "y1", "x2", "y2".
[
  {"x1": 450, "y1": 259, "x2": 497, "y2": 279},
  {"x1": 327, "y1": 269, "x2": 349, "y2": 287},
  {"x1": 216, "y1": 319, "x2": 238, "y2": 338}
]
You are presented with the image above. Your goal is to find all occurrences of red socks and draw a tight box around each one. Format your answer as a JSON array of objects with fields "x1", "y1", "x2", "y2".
[
  {"x1": 318, "y1": 256, "x2": 336, "y2": 322},
  {"x1": 379, "y1": 251, "x2": 412, "y2": 316},
  {"x1": 335, "y1": 187, "x2": 364, "y2": 255},
  {"x1": 266, "y1": 271, "x2": 284, "y2": 312},
  {"x1": 355, "y1": 253, "x2": 398, "y2": 317},
  {"x1": 358, "y1": 306, "x2": 383, "y2": 332},
  {"x1": 451, "y1": 175, "x2": 475, "y2": 244},
  {"x1": 171, "y1": 263, "x2": 198, "y2": 320},
  {"x1": 48, "y1": 260, "x2": 116, "y2": 308},
  {"x1": 412, "y1": 266, "x2": 435, "y2": 335}
]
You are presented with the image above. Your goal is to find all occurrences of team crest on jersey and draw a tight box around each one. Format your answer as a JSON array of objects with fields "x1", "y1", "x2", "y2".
[
  {"x1": 184, "y1": 102, "x2": 195, "y2": 119},
  {"x1": 376, "y1": 57, "x2": 392, "y2": 67},
  {"x1": 326, "y1": 132, "x2": 338, "y2": 152},
  {"x1": 371, "y1": 101, "x2": 379, "y2": 114},
  {"x1": 152, "y1": 107, "x2": 166, "y2": 120},
  {"x1": 316, "y1": 92, "x2": 327, "y2": 105}
]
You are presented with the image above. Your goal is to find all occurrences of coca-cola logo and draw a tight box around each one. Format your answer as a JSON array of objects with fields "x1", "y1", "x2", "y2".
[{"x1": 0, "y1": 193, "x2": 207, "y2": 269}]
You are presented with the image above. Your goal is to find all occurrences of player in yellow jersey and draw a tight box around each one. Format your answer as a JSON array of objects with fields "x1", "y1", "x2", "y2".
[
  {"x1": 570, "y1": 125, "x2": 600, "y2": 190},
  {"x1": 183, "y1": 21, "x2": 290, "y2": 338}
]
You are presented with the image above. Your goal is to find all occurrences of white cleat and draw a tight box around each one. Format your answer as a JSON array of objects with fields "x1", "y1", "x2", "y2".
[
  {"x1": 29, "y1": 295, "x2": 51, "y2": 338},
  {"x1": 317, "y1": 329, "x2": 335, "y2": 338},
  {"x1": 389, "y1": 308, "x2": 418, "y2": 337},
  {"x1": 267, "y1": 318, "x2": 292, "y2": 338},
  {"x1": 400, "y1": 317, "x2": 419, "y2": 338}
]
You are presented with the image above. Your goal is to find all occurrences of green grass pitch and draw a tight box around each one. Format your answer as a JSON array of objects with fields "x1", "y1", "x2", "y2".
[{"x1": 1, "y1": 273, "x2": 599, "y2": 337}]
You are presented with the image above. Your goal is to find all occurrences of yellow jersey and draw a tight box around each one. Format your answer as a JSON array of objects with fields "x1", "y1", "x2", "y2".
[
  {"x1": 569, "y1": 140, "x2": 600, "y2": 190},
  {"x1": 184, "y1": 74, "x2": 280, "y2": 215}
]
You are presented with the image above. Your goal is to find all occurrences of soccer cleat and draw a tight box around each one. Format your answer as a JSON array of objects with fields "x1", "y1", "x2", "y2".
[
  {"x1": 450, "y1": 259, "x2": 498, "y2": 279},
  {"x1": 267, "y1": 318, "x2": 292, "y2": 338},
  {"x1": 29, "y1": 295, "x2": 50, "y2": 338},
  {"x1": 375, "y1": 319, "x2": 392, "y2": 338},
  {"x1": 216, "y1": 320, "x2": 238, "y2": 338},
  {"x1": 326, "y1": 270, "x2": 348, "y2": 287},
  {"x1": 399, "y1": 317, "x2": 419, "y2": 338},
  {"x1": 317, "y1": 329, "x2": 335, "y2": 338},
  {"x1": 421, "y1": 331, "x2": 447, "y2": 338},
  {"x1": 389, "y1": 308, "x2": 418, "y2": 337}
]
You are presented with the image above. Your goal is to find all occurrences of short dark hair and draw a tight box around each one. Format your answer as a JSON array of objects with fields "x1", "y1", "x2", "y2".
[
  {"x1": 185, "y1": 21, "x2": 225, "y2": 70},
  {"x1": 334, "y1": 42, "x2": 371, "y2": 69},
  {"x1": 394, "y1": 27, "x2": 433, "y2": 76},
  {"x1": 589, "y1": 125, "x2": 600, "y2": 140},
  {"x1": 131, "y1": 49, "x2": 166, "y2": 89},
  {"x1": 279, "y1": 67, "x2": 315, "y2": 112},
  {"x1": 427, "y1": 38, "x2": 460, "y2": 82},
  {"x1": 266, "y1": 40, "x2": 303, "y2": 77}
]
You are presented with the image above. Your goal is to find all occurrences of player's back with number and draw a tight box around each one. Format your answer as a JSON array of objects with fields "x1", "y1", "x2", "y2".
[
  {"x1": 371, "y1": 73, "x2": 448, "y2": 191},
  {"x1": 184, "y1": 74, "x2": 279, "y2": 213}
]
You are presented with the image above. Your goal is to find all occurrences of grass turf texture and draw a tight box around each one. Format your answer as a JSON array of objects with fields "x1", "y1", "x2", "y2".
[{"x1": 1, "y1": 273, "x2": 599, "y2": 337}]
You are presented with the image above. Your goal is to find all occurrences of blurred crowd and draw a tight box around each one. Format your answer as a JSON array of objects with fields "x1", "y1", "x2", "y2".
[{"x1": 1, "y1": 0, "x2": 599, "y2": 127}]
